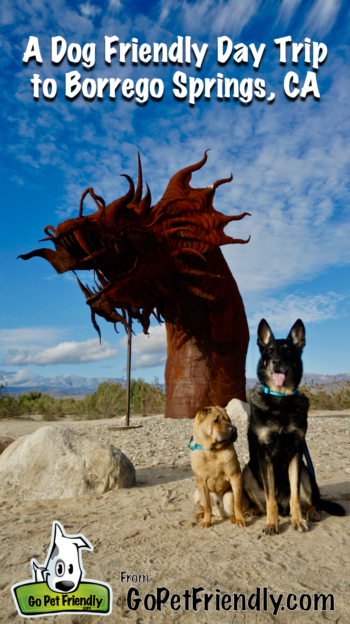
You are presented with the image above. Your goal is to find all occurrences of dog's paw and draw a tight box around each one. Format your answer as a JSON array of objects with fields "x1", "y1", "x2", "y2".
[
  {"x1": 235, "y1": 517, "x2": 248, "y2": 528},
  {"x1": 199, "y1": 520, "x2": 211, "y2": 528},
  {"x1": 306, "y1": 509, "x2": 320, "y2": 522},
  {"x1": 194, "y1": 512, "x2": 204, "y2": 519},
  {"x1": 291, "y1": 518, "x2": 309, "y2": 532},
  {"x1": 244, "y1": 507, "x2": 262, "y2": 518},
  {"x1": 263, "y1": 523, "x2": 279, "y2": 535},
  {"x1": 229, "y1": 514, "x2": 236, "y2": 524}
]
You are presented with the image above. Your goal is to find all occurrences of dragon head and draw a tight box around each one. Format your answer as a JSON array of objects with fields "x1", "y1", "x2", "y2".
[{"x1": 19, "y1": 151, "x2": 250, "y2": 337}]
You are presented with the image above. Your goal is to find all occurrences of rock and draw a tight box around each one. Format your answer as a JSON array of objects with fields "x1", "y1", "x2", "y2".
[
  {"x1": 0, "y1": 425, "x2": 135, "y2": 502},
  {"x1": 0, "y1": 436, "x2": 15, "y2": 455},
  {"x1": 225, "y1": 399, "x2": 250, "y2": 423}
]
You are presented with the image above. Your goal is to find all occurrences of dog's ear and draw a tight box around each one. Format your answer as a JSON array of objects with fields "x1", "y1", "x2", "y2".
[
  {"x1": 257, "y1": 319, "x2": 274, "y2": 349},
  {"x1": 287, "y1": 319, "x2": 306, "y2": 351},
  {"x1": 198, "y1": 407, "x2": 212, "y2": 420},
  {"x1": 72, "y1": 536, "x2": 93, "y2": 551}
]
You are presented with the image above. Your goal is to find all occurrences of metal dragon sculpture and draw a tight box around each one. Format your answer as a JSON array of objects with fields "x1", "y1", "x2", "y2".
[{"x1": 19, "y1": 151, "x2": 251, "y2": 418}]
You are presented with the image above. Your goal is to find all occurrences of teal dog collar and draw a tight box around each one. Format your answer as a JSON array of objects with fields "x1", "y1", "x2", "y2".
[
  {"x1": 188, "y1": 436, "x2": 205, "y2": 451},
  {"x1": 262, "y1": 384, "x2": 298, "y2": 397}
]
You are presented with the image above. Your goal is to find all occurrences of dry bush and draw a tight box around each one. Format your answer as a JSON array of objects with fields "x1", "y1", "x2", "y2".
[{"x1": 298, "y1": 378, "x2": 350, "y2": 410}]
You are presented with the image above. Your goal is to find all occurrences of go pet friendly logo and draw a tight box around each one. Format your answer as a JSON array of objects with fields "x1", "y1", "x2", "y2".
[{"x1": 11, "y1": 521, "x2": 112, "y2": 618}]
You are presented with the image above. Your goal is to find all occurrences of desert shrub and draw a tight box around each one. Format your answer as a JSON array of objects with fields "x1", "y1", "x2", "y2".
[
  {"x1": 0, "y1": 377, "x2": 167, "y2": 420},
  {"x1": 60, "y1": 397, "x2": 85, "y2": 417},
  {"x1": 0, "y1": 395, "x2": 19, "y2": 418},
  {"x1": 18, "y1": 392, "x2": 59, "y2": 419},
  {"x1": 0, "y1": 377, "x2": 19, "y2": 418},
  {"x1": 329, "y1": 379, "x2": 350, "y2": 409},
  {"x1": 16, "y1": 392, "x2": 86, "y2": 419},
  {"x1": 299, "y1": 378, "x2": 350, "y2": 410},
  {"x1": 84, "y1": 381, "x2": 126, "y2": 419},
  {"x1": 83, "y1": 378, "x2": 167, "y2": 419},
  {"x1": 18, "y1": 391, "x2": 43, "y2": 414},
  {"x1": 130, "y1": 377, "x2": 166, "y2": 415}
]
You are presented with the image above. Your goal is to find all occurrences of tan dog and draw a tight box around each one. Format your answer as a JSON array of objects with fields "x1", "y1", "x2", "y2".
[{"x1": 190, "y1": 406, "x2": 249, "y2": 528}]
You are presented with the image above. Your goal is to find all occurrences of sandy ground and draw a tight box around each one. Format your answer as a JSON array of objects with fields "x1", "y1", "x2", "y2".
[{"x1": 0, "y1": 411, "x2": 350, "y2": 623}]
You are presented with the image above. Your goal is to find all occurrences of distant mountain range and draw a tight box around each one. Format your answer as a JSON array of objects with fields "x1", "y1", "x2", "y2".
[
  {"x1": 5, "y1": 374, "x2": 125, "y2": 397},
  {"x1": 4, "y1": 372, "x2": 350, "y2": 397}
]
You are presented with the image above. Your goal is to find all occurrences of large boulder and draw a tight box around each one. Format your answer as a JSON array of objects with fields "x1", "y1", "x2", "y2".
[
  {"x1": 225, "y1": 398, "x2": 250, "y2": 423},
  {"x1": 0, "y1": 425, "x2": 135, "y2": 502}
]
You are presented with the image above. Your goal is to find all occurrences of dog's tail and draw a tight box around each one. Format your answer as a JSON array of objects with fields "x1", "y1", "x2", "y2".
[
  {"x1": 303, "y1": 442, "x2": 346, "y2": 517},
  {"x1": 318, "y1": 498, "x2": 346, "y2": 516}
]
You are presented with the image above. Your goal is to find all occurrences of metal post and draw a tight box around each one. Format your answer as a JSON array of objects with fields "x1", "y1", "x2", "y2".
[{"x1": 125, "y1": 311, "x2": 132, "y2": 427}]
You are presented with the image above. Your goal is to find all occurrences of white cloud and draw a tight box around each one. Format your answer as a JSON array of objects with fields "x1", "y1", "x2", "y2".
[
  {"x1": 3, "y1": 339, "x2": 118, "y2": 366},
  {"x1": 80, "y1": 3, "x2": 101, "y2": 17},
  {"x1": 0, "y1": 369, "x2": 42, "y2": 385},
  {"x1": 0, "y1": 327, "x2": 67, "y2": 348},
  {"x1": 304, "y1": 0, "x2": 342, "y2": 37},
  {"x1": 278, "y1": 0, "x2": 303, "y2": 24},
  {"x1": 108, "y1": 0, "x2": 122, "y2": 9},
  {"x1": 247, "y1": 292, "x2": 346, "y2": 334},
  {"x1": 0, "y1": 0, "x2": 15, "y2": 25},
  {"x1": 132, "y1": 353, "x2": 167, "y2": 368},
  {"x1": 159, "y1": 0, "x2": 260, "y2": 36},
  {"x1": 120, "y1": 325, "x2": 167, "y2": 368}
]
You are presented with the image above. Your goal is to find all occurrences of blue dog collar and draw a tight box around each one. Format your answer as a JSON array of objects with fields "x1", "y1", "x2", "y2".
[
  {"x1": 262, "y1": 384, "x2": 298, "y2": 397},
  {"x1": 188, "y1": 436, "x2": 205, "y2": 451}
]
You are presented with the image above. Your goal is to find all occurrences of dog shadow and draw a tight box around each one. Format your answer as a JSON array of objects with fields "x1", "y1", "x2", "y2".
[
  {"x1": 136, "y1": 464, "x2": 195, "y2": 487},
  {"x1": 318, "y1": 480, "x2": 350, "y2": 508}
]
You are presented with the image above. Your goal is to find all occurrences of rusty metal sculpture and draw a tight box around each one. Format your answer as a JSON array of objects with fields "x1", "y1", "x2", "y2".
[{"x1": 19, "y1": 151, "x2": 250, "y2": 419}]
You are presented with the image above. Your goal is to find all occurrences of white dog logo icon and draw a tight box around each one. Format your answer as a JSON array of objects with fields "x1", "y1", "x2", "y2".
[{"x1": 31, "y1": 521, "x2": 92, "y2": 593}]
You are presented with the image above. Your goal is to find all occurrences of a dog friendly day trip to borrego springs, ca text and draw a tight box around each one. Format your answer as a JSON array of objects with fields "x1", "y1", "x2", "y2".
[{"x1": 1, "y1": 0, "x2": 350, "y2": 622}]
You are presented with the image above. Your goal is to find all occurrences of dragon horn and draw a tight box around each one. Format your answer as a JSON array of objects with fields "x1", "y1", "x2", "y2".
[
  {"x1": 79, "y1": 189, "x2": 90, "y2": 218},
  {"x1": 76, "y1": 275, "x2": 93, "y2": 299},
  {"x1": 137, "y1": 182, "x2": 152, "y2": 215},
  {"x1": 108, "y1": 175, "x2": 135, "y2": 210},
  {"x1": 211, "y1": 173, "x2": 233, "y2": 190},
  {"x1": 129, "y1": 152, "x2": 143, "y2": 205},
  {"x1": 161, "y1": 150, "x2": 210, "y2": 199},
  {"x1": 104, "y1": 175, "x2": 135, "y2": 224}
]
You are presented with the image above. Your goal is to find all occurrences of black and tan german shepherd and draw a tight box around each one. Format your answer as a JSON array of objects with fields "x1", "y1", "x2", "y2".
[{"x1": 243, "y1": 318, "x2": 345, "y2": 535}]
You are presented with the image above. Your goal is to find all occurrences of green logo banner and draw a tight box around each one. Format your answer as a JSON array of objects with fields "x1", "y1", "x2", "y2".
[{"x1": 13, "y1": 581, "x2": 111, "y2": 617}]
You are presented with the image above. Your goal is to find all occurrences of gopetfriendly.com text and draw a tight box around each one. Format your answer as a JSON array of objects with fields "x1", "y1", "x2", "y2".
[{"x1": 126, "y1": 586, "x2": 334, "y2": 616}]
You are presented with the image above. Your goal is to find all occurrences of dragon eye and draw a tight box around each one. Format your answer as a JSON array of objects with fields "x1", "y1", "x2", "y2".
[
  {"x1": 55, "y1": 561, "x2": 65, "y2": 577},
  {"x1": 68, "y1": 564, "x2": 73, "y2": 574}
]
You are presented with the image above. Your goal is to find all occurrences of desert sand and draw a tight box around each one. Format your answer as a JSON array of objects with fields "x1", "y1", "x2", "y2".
[{"x1": 0, "y1": 410, "x2": 349, "y2": 623}]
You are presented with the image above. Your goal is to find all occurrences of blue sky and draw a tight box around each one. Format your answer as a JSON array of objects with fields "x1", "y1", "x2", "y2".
[{"x1": 1, "y1": 0, "x2": 350, "y2": 388}]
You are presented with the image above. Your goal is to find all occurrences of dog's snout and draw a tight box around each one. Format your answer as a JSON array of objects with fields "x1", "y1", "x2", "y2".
[
  {"x1": 55, "y1": 580, "x2": 75, "y2": 592},
  {"x1": 273, "y1": 358, "x2": 281, "y2": 366},
  {"x1": 229, "y1": 425, "x2": 237, "y2": 441}
]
